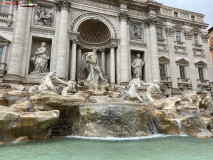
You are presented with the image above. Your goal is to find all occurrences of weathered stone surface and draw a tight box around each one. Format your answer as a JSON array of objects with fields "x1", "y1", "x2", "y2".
[
  {"x1": 0, "y1": 106, "x2": 59, "y2": 142},
  {"x1": 15, "y1": 85, "x2": 25, "y2": 91},
  {"x1": 30, "y1": 91, "x2": 85, "y2": 111},
  {"x1": 75, "y1": 103, "x2": 158, "y2": 137},
  {"x1": 13, "y1": 101, "x2": 33, "y2": 112}
]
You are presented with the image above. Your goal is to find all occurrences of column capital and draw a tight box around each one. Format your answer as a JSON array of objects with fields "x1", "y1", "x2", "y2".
[
  {"x1": 144, "y1": 16, "x2": 158, "y2": 28},
  {"x1": 110, "y1": 38, "x2": 119, "y2": 48},
  {"x1": 119, "y1": 11, "x2": 129, "y2": 21},
  {"x1": 166, "y1": 27, "x2": 175, "y2": 37},
  {"x1": 70, "y1": 32, "x2": 79, "y2": 43},
  {"x1": 56, "y1": 0, "x2": 71, "y2": 11}
]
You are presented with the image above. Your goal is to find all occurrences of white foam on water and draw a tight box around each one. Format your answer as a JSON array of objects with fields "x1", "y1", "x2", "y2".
[{"x1": 67, "y1": 134, "x2": 188, "y2": 141}]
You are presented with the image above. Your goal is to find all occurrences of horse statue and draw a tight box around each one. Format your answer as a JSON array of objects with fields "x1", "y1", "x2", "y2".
[{"x1": 125, "y1": 78, "x2": 145, "y2": 103}]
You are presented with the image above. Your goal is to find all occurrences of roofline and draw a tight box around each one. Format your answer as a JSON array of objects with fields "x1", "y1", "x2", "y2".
[{"x1": 161, "y1": 5, "x2": 205, "y2": 17}]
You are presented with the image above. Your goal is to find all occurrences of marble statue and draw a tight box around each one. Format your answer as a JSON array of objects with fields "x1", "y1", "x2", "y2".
[
  {"x1": 82, "y1": 48, "x2": 106, "y2": 84},
  {"x1": 57, "y1": 80, "x2": 77, "y2": 96},
  {"x1": 36, "y1": 72, "x2": 59, "y2": 94},
  {"x1": 29, "y1": 72, "x2": 76, "y2": 96},
  {"x1": 142, "y1": 80, "x2": 162, "y2": 102},
  {"x1": 36, "y1": 6, "x2": 53, "y2": 26},
  {"x1": 31, "y1": 42, "x2": 50, "y2": 74},
  {"x1": 131, "y1": 54, "x2": 145, "y2": 79},
  {"x1": 125, "y1": 78, "x2": 145, "y2": 103}
]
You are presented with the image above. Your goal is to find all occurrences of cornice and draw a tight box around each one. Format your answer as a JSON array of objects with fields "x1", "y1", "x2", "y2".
[{"x1": 157, "y1": 15, "x2": 208, "y2": 28}]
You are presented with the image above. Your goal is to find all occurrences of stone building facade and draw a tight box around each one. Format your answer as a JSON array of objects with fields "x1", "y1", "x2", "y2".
[
  {"x1": 0, "y1": 0, "x2": 212, "y2": 96},
  {"x1": 208, "y1": 27, "x2": 213, "y2": 61}
]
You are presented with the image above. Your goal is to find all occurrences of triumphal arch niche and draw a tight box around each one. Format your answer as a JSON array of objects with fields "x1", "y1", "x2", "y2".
[{"x1": 70, "y1": 13, "x2": 119, "y2": 84}]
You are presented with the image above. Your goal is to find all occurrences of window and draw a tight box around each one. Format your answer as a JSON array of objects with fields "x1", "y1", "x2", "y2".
[
  {"x1": 176, "y1": 31, "x2": 181, "y2": 42},
  {"x1": 198, "y1": 67, "x2": 204, "y2": 80},
  {"x1": 0, "y1": 46, "x2": 3, "y2": 62},
  {"x1": 179, "y1": 66, "x2": 186, "y2": 79},
  {"x1": 156, "y1": 28, "x2": 163, "y2": 40},
  {"x1": 174, "y1": 12, "x2": 178, "y2": 17},
  {"x1": 160, "y1": 64, "x2": 167, "y2": 77},
  {"x1": 194, "y1": 34, "x2": 198, "y2": 45},
  {"x1": 191, "y1": 15, "x2": 195, "y2": 21},
  {"x1": 0, "y1": 0, "x2": 10, "y2": 13}
]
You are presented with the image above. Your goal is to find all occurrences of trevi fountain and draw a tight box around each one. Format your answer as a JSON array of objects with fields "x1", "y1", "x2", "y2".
[{"x1": 0, "y1": 0, "x2": 213, "y2": 160}]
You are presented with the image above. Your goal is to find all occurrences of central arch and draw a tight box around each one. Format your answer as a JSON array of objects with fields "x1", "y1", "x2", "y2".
[
  {"x1": 71, "y1": 13, "x2": 117, "y2": 49},
  {"x1": 78, "y1": 19, "x2": 111, "y2": 44}
]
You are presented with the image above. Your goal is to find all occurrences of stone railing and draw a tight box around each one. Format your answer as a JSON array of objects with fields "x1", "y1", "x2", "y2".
[
  {"x1": 161, "y1": 77, "x2": 171, "y2": 82},
  {"x1": 0, "y1": 12, "x2": 13, "y2": 26},
  {"x1": 197, "y1": 79, "x2": 210, "y2": 86},
  {"x1": 178, "y1": 78, "x2": 191, "y2": 84},
  {"x1": 160, "y1": 6, "x2": 205, "y2": 23}
]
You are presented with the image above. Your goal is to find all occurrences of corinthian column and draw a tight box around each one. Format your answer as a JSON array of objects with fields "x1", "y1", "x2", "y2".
[
  {"x1": 119, "y1": 11, "x2": 130, "y2": 85},
  {"x1": 70, "y1": 34, "x2": 78, "y2": 81},
  {"x1": 101, "y1": 49, "x2": 105, "y2": 73},
  {"x1": 145, "y1": 16, "x2": 160, "y2": 82},
  {"x1": 7, "y1": 6, "x2": 28, "y2": 80},
  {"x1": 56, "y1": 0, "x2": 71, "y2": 79}
]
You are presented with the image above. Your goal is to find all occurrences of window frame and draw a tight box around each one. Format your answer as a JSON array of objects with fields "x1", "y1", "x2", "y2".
[
  {"x1": 159, "y1": 63, "x2": 167, "y2": 78},
  {"x1": 175, "y1": 31, "x2": 181, "y2": 42},
  {"x1": 156, "y1": 28, "x2": 163, "y2": 40},
  {"x1": 179, "y1": 65, "x2": 187, "y2": 79}
]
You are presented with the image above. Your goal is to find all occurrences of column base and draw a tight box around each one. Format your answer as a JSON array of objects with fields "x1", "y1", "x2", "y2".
[
  {"x1": 3, "y1": 74, "x2": 22, "y2": 84},
  {"x1": 120, "y1": 82, "x2": 129, "y2": 86}
]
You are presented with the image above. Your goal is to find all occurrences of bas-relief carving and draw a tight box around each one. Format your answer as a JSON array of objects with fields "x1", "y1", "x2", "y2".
[
  {"x1": 35, "y1": 6, "x2": 54, "y2": 26},
  {"x1": 31, "y1": 42, "x2": 50, "y2": 74},
  {"x1": 72, "y1": 0, "x2": 118, "y2": 10},
  {"x1": 166, "y1": 27, "x2": 174, "y2": 37},
  {"x1": 130, "y1": 23, "x2": 143, "y2": 40},
  {"x1": 128, "y1": 9, "x2": 145, "y2": 16},
  {"x1": 184, "y1": 30, "x2": 193, "y2": 40}
]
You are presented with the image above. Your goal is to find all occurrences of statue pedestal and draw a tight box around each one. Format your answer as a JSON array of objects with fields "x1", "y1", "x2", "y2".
[
  {"x1": 78, "y1": 80, "x2": 109, "y2": 96},
  {"x1": 25, "y1": 73, "x2": 46, "y2": 84}
]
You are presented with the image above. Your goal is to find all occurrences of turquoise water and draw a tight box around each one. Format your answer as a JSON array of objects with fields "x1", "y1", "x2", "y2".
[{"x1": 0, "y1": 136, "x2": 213, "y2": 160}]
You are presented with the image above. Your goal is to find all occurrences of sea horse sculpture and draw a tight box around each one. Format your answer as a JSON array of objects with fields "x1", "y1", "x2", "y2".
[{"x1": 125, "y1": 78, "x2": 145, "y2": 103}]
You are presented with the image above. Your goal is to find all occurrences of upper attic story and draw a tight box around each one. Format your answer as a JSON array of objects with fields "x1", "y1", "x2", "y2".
[{"x1": 0, "y1": 0, "x2": 208, "y2": 29}]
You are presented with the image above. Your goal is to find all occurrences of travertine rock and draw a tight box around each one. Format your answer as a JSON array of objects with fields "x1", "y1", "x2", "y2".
[
  {"x1": 30, "y1": 91, "x2": 85, "y2": 111},
  {"x1": 0, "y1": 106, "x2": 59, "y2": 142}
]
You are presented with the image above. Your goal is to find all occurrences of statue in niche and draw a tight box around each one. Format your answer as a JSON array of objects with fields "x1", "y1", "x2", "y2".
[
  {"x1": 31, "y1": 42, "x2": 50, "y2": 74},
  {"x1": 36, "y1": 6, "x2": 53, "y2": 26},
  {"x1": 82, "y1": 48, "x2": 107, "y2": 84},
  {"x1": 131, "y1": 54, "x2": 145, "y2": 79}
]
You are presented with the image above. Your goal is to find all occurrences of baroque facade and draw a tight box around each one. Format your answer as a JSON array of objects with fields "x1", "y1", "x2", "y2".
[{"x1": 0, "y1": 0, "x2": 212, "y2": 96}]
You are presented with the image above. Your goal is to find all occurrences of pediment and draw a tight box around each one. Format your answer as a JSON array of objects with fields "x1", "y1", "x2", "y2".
[
  {"x1": 195, "y1": 60, "x2": 207, "y2": 67},
  {"x1": 0, "y1": 35, "x2": 10, "y2": 44},
  {"x1": 176, "y1": 58, "x2": 189, "y2": 65},
  {"x1": 159, "y1": 56, "x2": 170, "y2": 63}
]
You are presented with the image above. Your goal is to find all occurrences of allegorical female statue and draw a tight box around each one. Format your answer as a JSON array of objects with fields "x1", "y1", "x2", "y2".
[
  {"x1": 31, "y1": 42, "x2": 50, "y2": 74},
  {"x1": 131, "y1": 54, "x2": 145, "y2": 79}
]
